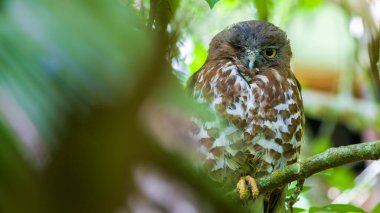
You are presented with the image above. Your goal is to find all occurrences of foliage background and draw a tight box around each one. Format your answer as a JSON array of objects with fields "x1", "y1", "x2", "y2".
[{"x1": 0, "y1": 0, "x2": 379, "y2": 212}]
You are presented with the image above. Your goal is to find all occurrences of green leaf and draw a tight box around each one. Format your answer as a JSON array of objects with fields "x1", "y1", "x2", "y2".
[
  {"x1": 298, "y1": 0, "x2": 322, "y2": 9},
  {"x1": 205, "y1": 0, "x2": 220, "y2": 9},
  {"x1": 189, "y1": 38, "x2": 208, "y2": 74},
  {"x1": 252, "y1": 0, "x2": 274, "y2": 21},
  {"x1": 326, "y1": 167, "x2": 355, "y2": 190},
  {"x1": 312, "y1": 137, "x2": 333, "y2": 155},
  {"x1": 287, "y1": 185, "x2": 311, "y2": 196},
  {"x1": 309, "y1": 204, "x2": 366, "y2": 213},
  {"x1": 293, "y1": 207, "x2": 307, "y2": 213},
  {"x1": 270, "y1": 0, "x2": 297, "y2": 26},
  {"x1": 317, "y1": 168, "x2": 333, "y2": 176},
  {"x1": 371, "y1": 202, "x2": 380, "y2": 213}
]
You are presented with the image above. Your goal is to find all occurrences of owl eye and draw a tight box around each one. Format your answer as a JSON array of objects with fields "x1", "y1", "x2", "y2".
[{"x1": 262, "y1": 48, "x2": 277, "y2": 58}]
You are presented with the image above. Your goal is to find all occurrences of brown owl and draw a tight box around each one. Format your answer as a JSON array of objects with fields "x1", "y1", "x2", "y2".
[{"x1": 188, "y1": 20, "x2": 305, "y2": 212}]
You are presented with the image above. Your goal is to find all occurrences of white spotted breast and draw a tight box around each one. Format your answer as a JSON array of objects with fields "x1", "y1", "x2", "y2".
[{"x1": 189, "y1": 59, "x2": 304, "y2": 179}]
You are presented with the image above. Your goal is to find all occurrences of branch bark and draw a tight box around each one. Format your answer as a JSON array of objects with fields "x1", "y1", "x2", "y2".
[{"x1": 256, "y1": 140, "x2": 380, "y2": 194}]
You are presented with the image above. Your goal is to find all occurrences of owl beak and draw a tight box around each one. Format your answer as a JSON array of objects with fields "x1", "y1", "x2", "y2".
[
  {"x1": 248, "y1": 60, "x2": 255, "y2": 70},
  {"x1": 247, "y1": 54, "x2": 257, "y2": 70}
]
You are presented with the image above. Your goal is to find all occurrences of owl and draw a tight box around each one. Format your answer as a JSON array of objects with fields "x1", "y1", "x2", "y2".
[{"x1": 188, "y1": 20, "x2": 304, "y2": 212}]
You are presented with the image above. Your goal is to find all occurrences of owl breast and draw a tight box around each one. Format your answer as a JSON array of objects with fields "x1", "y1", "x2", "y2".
[{"x1": 190, "y1": 59, "x2": 304, "y2": 181}]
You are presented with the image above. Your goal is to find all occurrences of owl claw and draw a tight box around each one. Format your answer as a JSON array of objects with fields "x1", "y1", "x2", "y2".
[{"x1": 236, "y1": 176, "x2": 259, "y2": 200}]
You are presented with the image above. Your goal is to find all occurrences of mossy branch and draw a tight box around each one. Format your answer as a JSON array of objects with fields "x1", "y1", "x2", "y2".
[{"x1": 256, "y1": 140, "x2": 380, "y2": 194}]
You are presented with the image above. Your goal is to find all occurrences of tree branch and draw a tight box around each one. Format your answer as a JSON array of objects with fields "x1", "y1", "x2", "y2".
[{"x1": 257, "y1": 140, "x2": 380, "y2": 194}]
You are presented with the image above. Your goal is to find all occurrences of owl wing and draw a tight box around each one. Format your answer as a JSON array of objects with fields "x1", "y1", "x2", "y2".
[
  {"x1": 189, "y1": 59, "x2": 260, "y2": 175},
  {"x1": 190, "y1": 59, "x2": 254, "y2": 129}
]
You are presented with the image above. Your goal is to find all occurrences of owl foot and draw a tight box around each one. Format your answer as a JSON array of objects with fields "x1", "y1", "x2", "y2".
[{"x1": 236, "y1": 176, "x2": 259, "y2": 200}]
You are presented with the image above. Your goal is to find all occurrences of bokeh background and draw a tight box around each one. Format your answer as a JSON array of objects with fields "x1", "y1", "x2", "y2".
[{"x1": 0, "y1": 0, "x2": 379, "y2": 212}]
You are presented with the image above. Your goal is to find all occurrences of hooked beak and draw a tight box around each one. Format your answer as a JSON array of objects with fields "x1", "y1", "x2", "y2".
[
  {"x1": 246, "y1": 50, "x2": 258, "y2": 70},
  {"x1": 248, "y1": 58, "x2": 255, "y2": 70}
]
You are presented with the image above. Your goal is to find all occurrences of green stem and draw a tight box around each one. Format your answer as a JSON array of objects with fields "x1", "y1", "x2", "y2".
[{"x1": 257, "y1": 140, "x2": 380, "y2": 193}]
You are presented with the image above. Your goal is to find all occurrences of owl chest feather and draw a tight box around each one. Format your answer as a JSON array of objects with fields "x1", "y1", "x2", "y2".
[{"x1": 190, "y1": 59, "x2": 304, "y2": 179}]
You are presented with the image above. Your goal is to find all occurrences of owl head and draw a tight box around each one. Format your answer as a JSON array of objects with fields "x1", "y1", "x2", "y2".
[{"x1": 206, "y1": 20, "x2": 292, "y2": 71}]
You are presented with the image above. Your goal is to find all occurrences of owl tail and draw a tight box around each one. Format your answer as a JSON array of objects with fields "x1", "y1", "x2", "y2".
[
  {"x1": 264, "y1": 187, "x2": 287, "y2": 213},
  {"x1": 247, "y1": 187, "x2": 287, "y2": 213}
]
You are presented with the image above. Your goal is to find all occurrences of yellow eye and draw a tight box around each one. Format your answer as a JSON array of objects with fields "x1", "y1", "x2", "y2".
[{"x1": 262, "y1": 48, "x2": 277, "y2": 58}]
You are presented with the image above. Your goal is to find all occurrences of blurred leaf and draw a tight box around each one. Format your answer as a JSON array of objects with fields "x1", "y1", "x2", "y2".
[
  {"x1": 218, "y1": 0, "x2": 240, "y2": 9},
  {"x1": 151, "y1": 73, "x2": 199, "y2": 111},
  {"x1": 252, "y1": 0, "x2": 274, "y2": 21},
  {"x1": 315, "y1": 168, "x2": 333, "y2": 177},
  {"x1": 298, "y1": 0, "x2": 322, "y2": 9},
  {"x1": 312, "y1": 137, "x2": 333, "y2": 155},
  {"x1": 0, "y1": 0, "x2": 150, "y2": 141},
  {"x1": 205, "y1": 0, "x2": 220, "y2": 9},
  {"x1": 309, "y1": 204, "x2": 366, "y2": 213},
  {"x1": 0, "y1": 118, "x2": 46, "y2": 213},
  {"x1": 270, "y1": 0, "x2": 297, "y2": 26},
  {"x1": 190, "y1": 38, "x2": 208, "y2": 74},
  {"x1": 371, "y1": 202, "x2": 380, "y2": 213},
  {"x1": 302, "y1": 186, "x2": 312, "y2": 192},
  {"x1": 326, "y1": 167, "x2": 355, "y2": 190},
  {"x1": 293, "y1": 207, "x2": 308, "y2": 213}
]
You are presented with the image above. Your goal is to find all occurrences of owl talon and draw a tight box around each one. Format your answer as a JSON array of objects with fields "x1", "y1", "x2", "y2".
[
  {"x1": 236, "y1": 176, "x2": 259, "y2": 200},
  {"x1": 237, "y1": 177, "x2": 249, "y2": 200}
]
